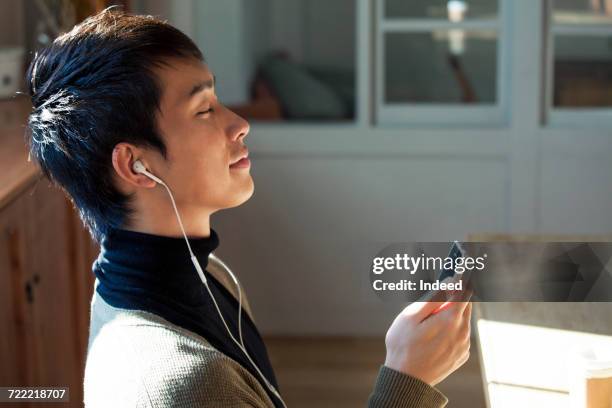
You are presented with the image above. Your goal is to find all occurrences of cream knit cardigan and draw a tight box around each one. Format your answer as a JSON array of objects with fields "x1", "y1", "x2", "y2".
[{"x1": 84, "y1": 255, "x2": 447, "y2": 407}]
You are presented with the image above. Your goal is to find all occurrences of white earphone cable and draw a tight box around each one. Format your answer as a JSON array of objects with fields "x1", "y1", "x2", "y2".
[
  {"x1": 209, "y1": 254, "x2": 245, "y2": 348},
  {"x1": 140, "y1": 167, "x2": 286, "y2": 408}
]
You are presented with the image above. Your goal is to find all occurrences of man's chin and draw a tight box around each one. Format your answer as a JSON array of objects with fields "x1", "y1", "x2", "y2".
[{"x1": 226, "y1": 179, "x2": 255, "y2": 209}]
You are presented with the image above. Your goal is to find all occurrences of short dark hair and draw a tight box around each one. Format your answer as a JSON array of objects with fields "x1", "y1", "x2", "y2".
[{"x1": 25, "y1": 7, "x2": 203, "y2": 242}]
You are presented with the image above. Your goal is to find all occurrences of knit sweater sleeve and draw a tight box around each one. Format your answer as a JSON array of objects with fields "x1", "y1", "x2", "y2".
[{"x1": 367, "y1": 366, "x2": 448, "y2": 408}]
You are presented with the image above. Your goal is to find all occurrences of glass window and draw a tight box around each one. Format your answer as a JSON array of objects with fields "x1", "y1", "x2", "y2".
[
  {"x1": 226, "y1": 0, "x2": 357, "y2": 123},
  {"x1": 553, "y1": 0, "x2": 612, "y2": 25},
  {"x1": 377, "y1": 0, "x2": 505, "y2": 126},
  {"x1": 551, "y1": 1, "x2": 612, "y2": 109},
  {"x1": 385, "y1": 0, "x2": 498, "y2": 20},
  {"x1": 385, "y1": 31, "x2": 498, "y2": 104},
  {"x1": 553, "y1": 35, "x2": 612, "y2": 108}
]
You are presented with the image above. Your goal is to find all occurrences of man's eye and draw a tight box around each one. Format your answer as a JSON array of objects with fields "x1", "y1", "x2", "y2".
[{"x1": 197, "y1": 108, "x2": 214, "y2": 116}]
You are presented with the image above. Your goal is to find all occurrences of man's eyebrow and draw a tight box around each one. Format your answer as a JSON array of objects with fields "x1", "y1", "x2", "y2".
[{"x1": 188, "y1": 75, "x2": 216, "y2": 98}]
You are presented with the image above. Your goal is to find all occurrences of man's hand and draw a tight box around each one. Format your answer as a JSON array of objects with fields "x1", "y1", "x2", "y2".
[{"x1": 383, "y1": 288, "x2": 472, "y2": 386}]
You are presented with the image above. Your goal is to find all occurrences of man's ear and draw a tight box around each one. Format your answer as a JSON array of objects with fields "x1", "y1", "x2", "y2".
[{"x1": 112, "y1": 143, "x2": 157, "y2": 189}]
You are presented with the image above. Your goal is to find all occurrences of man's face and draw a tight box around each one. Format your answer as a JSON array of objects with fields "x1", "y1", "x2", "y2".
[{"x1": 149, "y1": 58, "x2": 253, "y2": 214}]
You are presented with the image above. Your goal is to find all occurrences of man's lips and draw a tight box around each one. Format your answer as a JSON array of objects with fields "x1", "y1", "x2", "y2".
[
  {"x1": 230, "y1": 157, "x2": 251, "y2": 169},
  {"x1": 230, "y1": 150, "x2": 250, "y2": 169}
]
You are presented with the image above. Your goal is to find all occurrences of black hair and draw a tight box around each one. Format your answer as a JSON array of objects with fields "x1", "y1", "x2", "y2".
[{"x1": 25, "y1": 7, "x2": 203, "y2": 242}]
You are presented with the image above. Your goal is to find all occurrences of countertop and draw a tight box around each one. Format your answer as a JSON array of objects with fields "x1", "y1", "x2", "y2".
[{"x1": 0, "y1": 98, "x2": 40, "y2": 210}]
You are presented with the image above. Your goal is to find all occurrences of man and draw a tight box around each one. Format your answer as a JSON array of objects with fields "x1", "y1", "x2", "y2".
[{"x1": 26, "y1": 8, "x2": 470, "y2": 407}]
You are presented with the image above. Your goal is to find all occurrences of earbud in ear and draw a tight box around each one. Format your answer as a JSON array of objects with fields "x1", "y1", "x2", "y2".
[
  {"x1": 132, "y1": 160, "x2": 147, "y2": 174},
  {"x1": 132, "y1": 160, "x2": 163, "y2": 185}
]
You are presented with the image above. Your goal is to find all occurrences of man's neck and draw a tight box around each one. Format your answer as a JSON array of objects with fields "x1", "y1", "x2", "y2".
[{"x1": 127, "y1": 203, "x2": 213, "y2": 238}]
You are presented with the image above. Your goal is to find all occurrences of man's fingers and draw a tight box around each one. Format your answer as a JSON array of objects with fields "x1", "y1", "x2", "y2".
[
  {"x1": 461, "y1": 303, "x2": 473, "y2": 339},
  {"x1": 406, "y1": 275, "x2": 473, "y2": 322},
  {"x1": 463, "y1": 301, "x2": 473, "y2": 320},
  {"x1": 418, "y1": 282, "x2": 450, "y2": 303},
  {"x1": 429, "y1": 301, "x2": 469, "y2": 321},
  {"x1": 408, "y1": 276, "x2": 460, "y2": 319},
  {"x1": 448, "y1": 280, "x2": 472, "y2": 302},
  {"x1": 440, "y1": 281, "x2": 473, "y2": 315},
  {"x1": 405, "y1": 300, "x2": 447, "y2": 322},
  {"x1": 462, "y1": 276, "x2": 474, "y2": 298},
  {"x1": 451, "y1": 301, "x2": 471, "y2": 318}
]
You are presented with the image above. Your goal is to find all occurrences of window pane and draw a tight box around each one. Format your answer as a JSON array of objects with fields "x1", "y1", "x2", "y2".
[
  {"x1": 554, "y1": 35, "x2": 612, "y2": 107},
  {"x1": 384, "y1": 31, "x2": 498, "y2": 104},
  {"x1": 553, "y1": 0, "x2": 612, "y2": 24},
  {"x1": 385, "y1": 0, "x2": 498, "y2": 20},
  {"x1": 190, "y1": 0, "x2": 356, "y2": 123}
]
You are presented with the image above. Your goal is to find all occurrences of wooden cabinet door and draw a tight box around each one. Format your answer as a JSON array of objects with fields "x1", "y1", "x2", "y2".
[
  {"x1": 0, "y1": 185, "x2": 37, "y2": 408},
  {"x1": 22, "y1": 180, "x2": 86, "y2": 407},
  {"x1": 0, "y1": 179, "x2": 97, "y2": 407}
]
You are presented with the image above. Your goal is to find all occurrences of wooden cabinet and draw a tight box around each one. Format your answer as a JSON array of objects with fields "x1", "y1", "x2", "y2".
[{"x1": 0, "y1": 178, "x2": 98, "y2": 407}]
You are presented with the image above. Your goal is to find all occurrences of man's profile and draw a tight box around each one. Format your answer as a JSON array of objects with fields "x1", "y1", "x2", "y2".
[{"x1": 25, "y1": 8, "x2": 470, "y2": 407}]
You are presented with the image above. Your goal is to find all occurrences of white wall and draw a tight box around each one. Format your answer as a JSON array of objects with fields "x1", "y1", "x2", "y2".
[
  {"x1": 137, "y1": 0, "x2": 612, "y2": 336},
  {"x1": 213, "y1": 150, "x2": 509, "y2": 334},
  {"x1": 213, "y1": 0, "x2": 612, "y2": 336}
]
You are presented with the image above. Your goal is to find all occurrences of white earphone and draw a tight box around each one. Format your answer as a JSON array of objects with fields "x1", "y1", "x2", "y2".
[{"x1": 131, "y1": 160, "x2": 286, "y2": 407}]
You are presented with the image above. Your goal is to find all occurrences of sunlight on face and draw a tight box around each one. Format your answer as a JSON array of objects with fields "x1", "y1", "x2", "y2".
[{"x1": 151, "y1": 58, "x2": 254, "y2": 214}]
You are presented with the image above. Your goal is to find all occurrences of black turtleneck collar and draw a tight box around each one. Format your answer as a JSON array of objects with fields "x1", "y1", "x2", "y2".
[
  {"x1": 97, "y1": 227, "x2": 220, "y2": 306},
  {"x1": 93, "y1": 227, "x2": 281, "y2": 406}
]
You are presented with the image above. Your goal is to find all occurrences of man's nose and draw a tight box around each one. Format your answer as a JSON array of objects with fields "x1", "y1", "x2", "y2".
[{"x1": 228, "y1": 109, "x2": 250, "y2": 142}]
